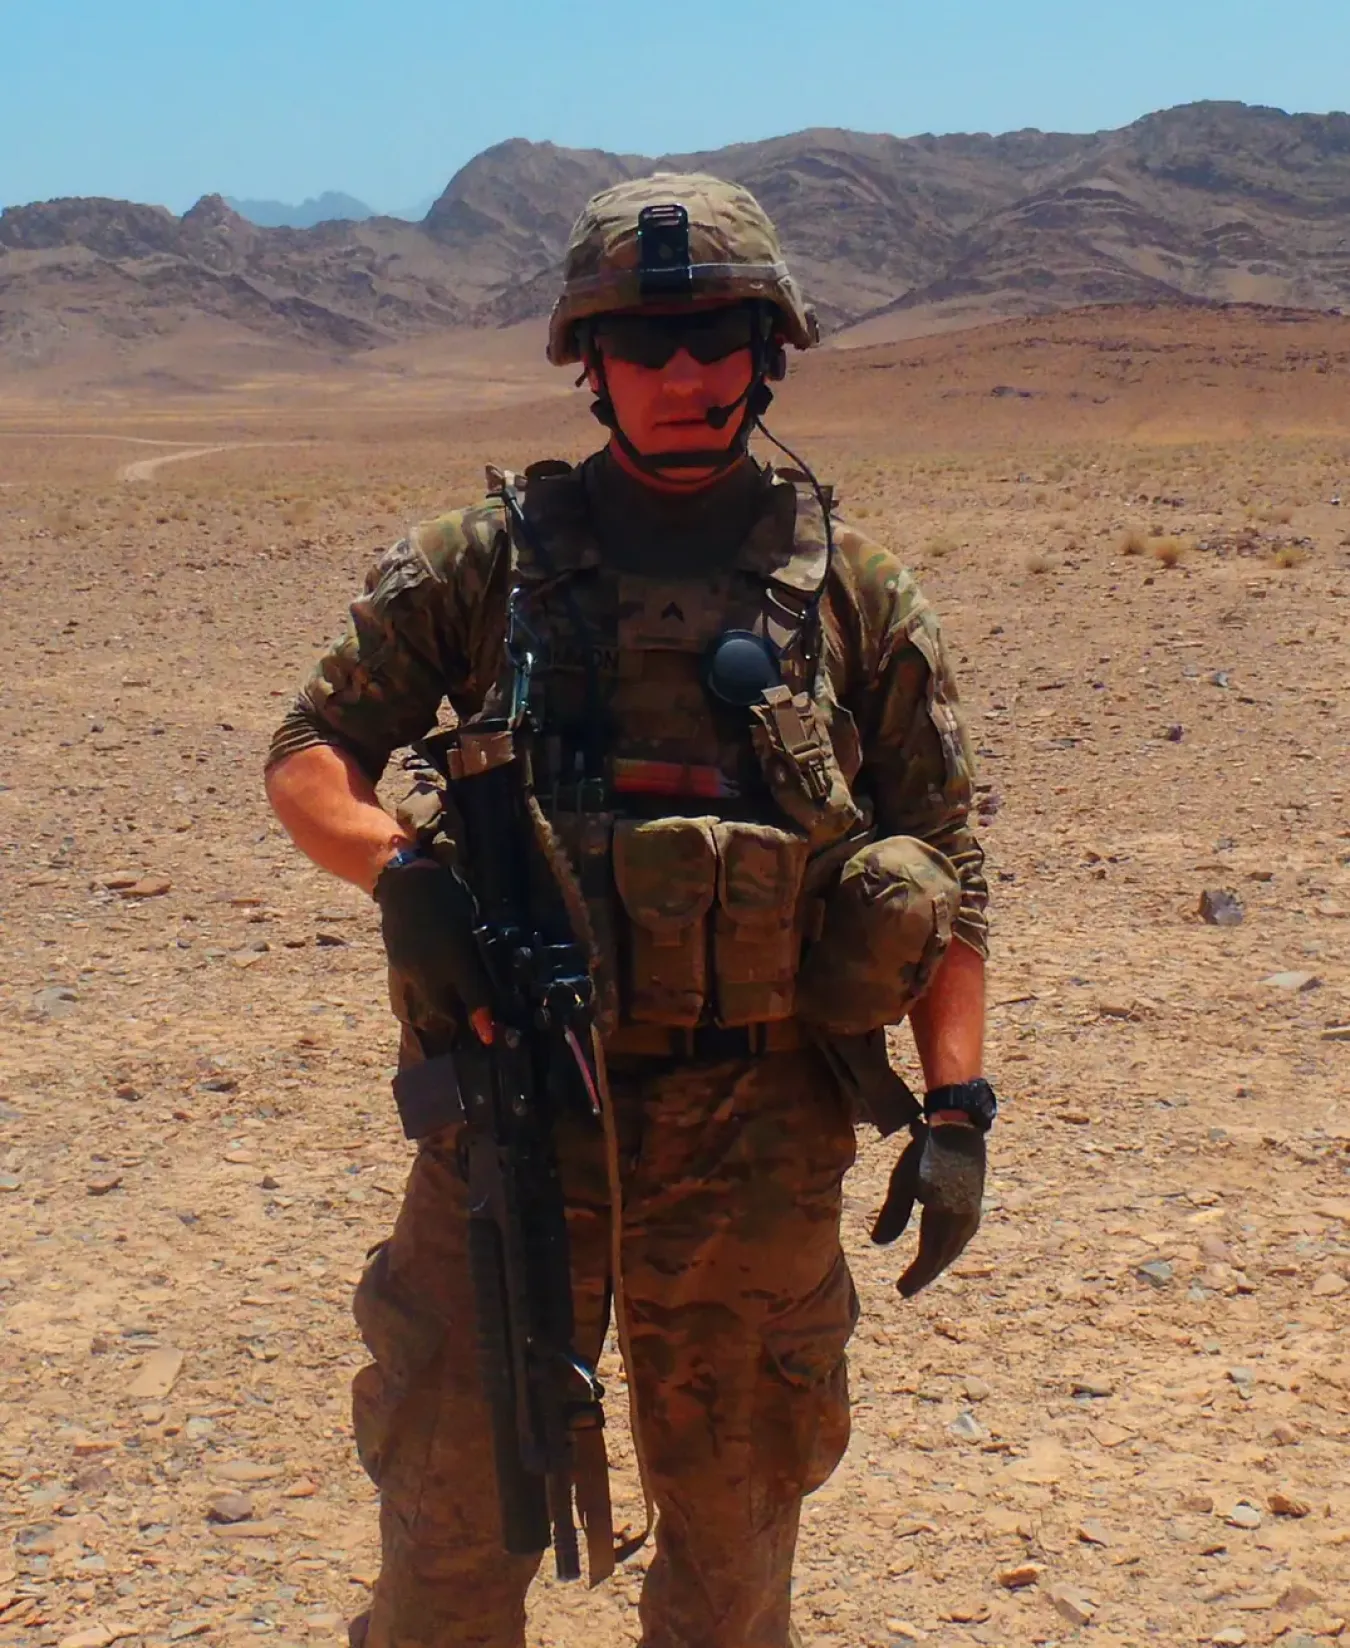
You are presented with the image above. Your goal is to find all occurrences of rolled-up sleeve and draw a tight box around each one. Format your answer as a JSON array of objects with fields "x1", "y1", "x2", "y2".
[{"x1": 265, "y1": 507, "x2": 505, "y2": 783}]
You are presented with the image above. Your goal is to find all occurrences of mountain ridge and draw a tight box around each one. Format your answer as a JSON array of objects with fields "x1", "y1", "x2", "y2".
[
  {"x1": 3, "y1": 101, "x2": 1348, "y2": 371},
  {"x1": 224, "y1": 191, "x2": 375, "y2": 229}
]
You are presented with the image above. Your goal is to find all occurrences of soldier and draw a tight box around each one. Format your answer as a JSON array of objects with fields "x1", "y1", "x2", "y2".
[{"x1": 265, "y1": 174, "x2": 996, "y2": 1648}]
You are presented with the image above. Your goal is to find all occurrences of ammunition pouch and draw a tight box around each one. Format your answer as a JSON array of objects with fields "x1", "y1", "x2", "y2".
[{"x1": 610, "y1": 816, "x2": 812, "y2": 1029}]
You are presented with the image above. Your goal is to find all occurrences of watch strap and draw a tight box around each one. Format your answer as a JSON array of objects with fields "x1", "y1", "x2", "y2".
[{"x1": 923, "y1": 1078, "x2": 998, "y2": 1132}]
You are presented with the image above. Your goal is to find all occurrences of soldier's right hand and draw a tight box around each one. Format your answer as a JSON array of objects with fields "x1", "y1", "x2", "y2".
[{"x1": 373, "y1": 855, "x2": 494, "y2": 1042}]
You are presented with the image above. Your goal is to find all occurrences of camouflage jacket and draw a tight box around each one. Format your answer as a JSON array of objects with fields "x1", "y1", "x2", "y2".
[{"x1": 267, "y1": 452, "x2": 989, "y2": 957}]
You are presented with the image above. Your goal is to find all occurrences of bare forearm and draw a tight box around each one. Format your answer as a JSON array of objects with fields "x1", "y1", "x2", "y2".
[
  {"x1": 264, "y1": 744, "x2": 413, "y2": 896},
  {"x1": 909, "y1": 937, "x2": 986, "y2": 1091}
]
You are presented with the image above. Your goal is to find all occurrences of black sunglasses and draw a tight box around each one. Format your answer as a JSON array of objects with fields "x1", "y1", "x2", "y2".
[{"x1": 591, "y1": 306, "x2": 758, "y2": 369}]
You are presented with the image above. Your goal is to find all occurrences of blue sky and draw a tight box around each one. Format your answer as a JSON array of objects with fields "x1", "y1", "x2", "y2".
[{"x1": 3, "y1": 0, "x2": 1347, "y2": 213}]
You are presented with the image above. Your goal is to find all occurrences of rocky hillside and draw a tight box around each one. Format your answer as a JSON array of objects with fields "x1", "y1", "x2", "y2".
[{"x1": 2, "y1": 101, "x2": 1348, "y2": 367}]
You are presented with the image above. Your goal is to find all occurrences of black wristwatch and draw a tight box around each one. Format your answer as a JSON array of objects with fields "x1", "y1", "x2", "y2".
[{"x1": 923, "y1": 1078, "x2": 998, "y2": 1133}]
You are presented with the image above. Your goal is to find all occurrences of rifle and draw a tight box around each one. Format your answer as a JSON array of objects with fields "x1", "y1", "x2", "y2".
[{"x1": 394, "y1": 712, "x2": 613, "y2": 1583}]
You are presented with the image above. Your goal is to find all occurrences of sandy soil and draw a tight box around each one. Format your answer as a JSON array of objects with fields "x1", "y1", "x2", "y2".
[{"x1": 1, "y1": 306, "x2": 1348, "y2": 1648}]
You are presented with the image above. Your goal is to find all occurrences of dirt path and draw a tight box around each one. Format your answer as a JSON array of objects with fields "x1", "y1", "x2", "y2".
[{"x1": 117, "y1": 442, "x2": 296, "y2": 483}]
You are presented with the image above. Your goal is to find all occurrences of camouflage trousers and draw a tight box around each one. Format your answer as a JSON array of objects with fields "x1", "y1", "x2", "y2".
[{"x1": 349, "y1": 1046, "x2": 859, "y2": 1648}]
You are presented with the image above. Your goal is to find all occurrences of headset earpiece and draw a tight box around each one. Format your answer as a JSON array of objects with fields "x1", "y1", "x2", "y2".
[{"x1": 766, "y1": 341, "x2": 788, "y2": 382}]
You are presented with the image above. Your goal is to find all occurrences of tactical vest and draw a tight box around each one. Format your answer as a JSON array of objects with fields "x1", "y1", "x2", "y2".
[{"x1": 442, "y1": 458, "x2": 872, "y2": 1037}]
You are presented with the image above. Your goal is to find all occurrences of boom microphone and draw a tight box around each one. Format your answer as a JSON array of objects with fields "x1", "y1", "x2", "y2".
[{"x1": 704, "y1": 389, "x2": 749, "y2": 430}]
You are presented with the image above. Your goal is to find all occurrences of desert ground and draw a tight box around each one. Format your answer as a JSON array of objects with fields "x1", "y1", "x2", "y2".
[{"x1": 1, "y1": 304, "x2": 1348, "y2": 1648}]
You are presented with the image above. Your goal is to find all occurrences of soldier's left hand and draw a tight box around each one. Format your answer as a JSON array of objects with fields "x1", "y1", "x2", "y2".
[{"x1": 871, "y1": 1121, "x2": 986, "y2": 1298}]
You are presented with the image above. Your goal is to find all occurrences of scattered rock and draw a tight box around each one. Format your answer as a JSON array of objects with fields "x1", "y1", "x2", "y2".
[
  {"x1": 1199, "y1": 888, "x2": 1244, "y2": 926},
  {"x1": 1137, "y1": 1259, "x2": 1174, "y2": 1287},
  {"x1": 1311, "y1": 1271, "x2": 1348, "y2": 1297},
  {"x1": 0, "y1": 1171, "x2": 21, "y2": 1192},
  {"x1": 282, "y1": 1478, "x2": 318, "y2": 1498},
  {"x1": 1071, "y1": 1375, "x2": 1115, "y2": 1397},
  {"x1": 119, "y1": 876, "x2": 171, "y2": 899},
  {"x1": 1181, "y1": 1491, "x2": 1216, "y2": 1513},
  {"x1": 1275, "y1": 1582, "x2": 1323, "y2": 1613},
  {"x1": 1269, "y1": 1490, "x2": 1311, "y2": 1518},
  {"x1": 997, "y1": 1563, "x2": 1042, "y2": 1590},
  {"x1": 205, "y1": 1491, "x2": 255, "y2": 1524},
  {"x1": 962, "y1": 1376, "x2": 991, "y2": 1402},
  {"x1": 1226, "y1": 1502, "x2": 1263, "y2": 1529},
  {"x1": 72, "y1": 1436, "x2": 118, "y2": 1456},
  {"x1": 167, "y1": 1621, "x2": 213, "y2": 1642},
  {"x1": 1210, "y1": 1630, "x2": 1246, "y2": 1647},
  {"x1": 57, "y1": 1628, "x2": 115, "y2": 1648},
  {"x1": 211, "y1": 1518, "x2": 284, "y2": 1539},
  {"x1": 260, "y1": 1172, "x2": 281, "y2": 1190},
  {"x1": 1047, "y1": 1584, "x2": 1095, "y2": 1627},
  {"x1": 948, "y1": 1411, "x2": 983, "y2": 1442},
  {"x1": 33, "y1": 985, "x2": 79, "y2": 1018},
  {"x1": 315, "y1": 930, "x2": 349, "y2": 946},
  {"x1": 1261, "y1": 970, "x2": 1321, "y2": 991},
  {"x1": 212, "y1": 1460, "x2": 281, "y2": 1484},
  {"x1": 1321, "y1": 1023, "x2": 1350, "y2": 1042},
  {"x1": 86, "y1": 1173, "x2": 123, "y2": 1197},
  {"x1": 1077, "y1": 1518, "x2": 1111, "y2": 1546},
  {"x1": 126, "y1": 1347, "x2": 184, "y2": 1401}
]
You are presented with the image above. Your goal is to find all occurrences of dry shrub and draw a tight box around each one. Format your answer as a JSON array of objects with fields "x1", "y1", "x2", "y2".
[
  {"x1": 1026, "y1": 551, "x2": 1052, "y2": 575},
  {"x1": 47, "y1": 506, "x2": 83, "y2": 536},
  {"x1": 924, "y1": 533, "x2": 959, "y2": 559},
  {"x1": 1273, "y1": 544, "x2": 1307, "y2": 569},
  {"x1": 1118, "y1": 528, "x2": 1148, "y2": 557},
  {"x1": 1151, "y1": 537, "x2": 1186, "y2": 568},
  {"x1": 282, "y1": 498, "x2": 317, "y2": 527}
]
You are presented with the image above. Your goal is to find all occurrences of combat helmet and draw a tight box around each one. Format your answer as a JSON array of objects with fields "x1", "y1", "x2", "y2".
[
  {"x1": 548, "y1": 173, "x2": 818, "y2": 477},
  {"x1": 547, "y1": 172, "x2": 818, "y2": 366}
]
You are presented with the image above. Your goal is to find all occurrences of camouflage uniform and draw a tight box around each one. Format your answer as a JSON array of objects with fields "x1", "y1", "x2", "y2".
[{"x1": 266, "y1": 174, "x2": 987, "y2": 1648}]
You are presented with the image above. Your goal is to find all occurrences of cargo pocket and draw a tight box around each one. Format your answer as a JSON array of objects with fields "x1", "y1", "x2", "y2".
[
  {"x1": 713, "y1": 822, "x2": 810, "y2": 1026},
  {"x1": 351, "y1": 1240, "x2": 449, "y2": 1489},
  {"x1": 750, "y1": 1251, "x2": 859, "y2": 1527},
  {"x1": 612, "y1": 816, "x2": 717, "y2": 1026}
]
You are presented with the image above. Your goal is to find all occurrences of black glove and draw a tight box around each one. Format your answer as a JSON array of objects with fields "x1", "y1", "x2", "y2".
[
  {"x1": 871, "y1": 1121, "x2": 986, "y2": 1298},
  {"x1": 373, "y1": 857, "x2": 492, "y2": 1020}
]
